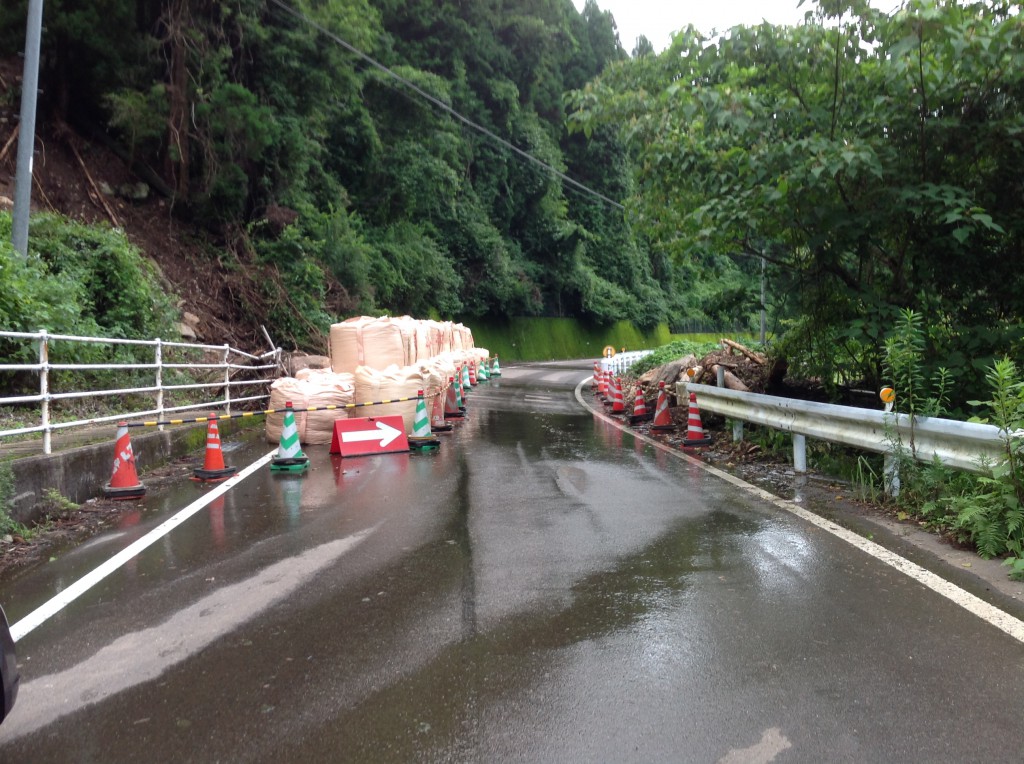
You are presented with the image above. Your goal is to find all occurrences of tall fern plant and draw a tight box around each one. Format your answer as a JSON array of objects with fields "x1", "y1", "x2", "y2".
[
  {"x1": 881, "y1": 309, "x2": 951, "y2": 485},
  {"x1": 883, "y1": 308, "x2": 951, "y2": 423},
  {"x1": 947, "y1": 359, "x2": 1024, "y2": 575}
]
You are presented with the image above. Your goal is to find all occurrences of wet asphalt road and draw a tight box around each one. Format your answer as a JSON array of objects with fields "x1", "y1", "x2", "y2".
[{"x1": 0, "y1": 361, "x2": 1022, "y2": 762}]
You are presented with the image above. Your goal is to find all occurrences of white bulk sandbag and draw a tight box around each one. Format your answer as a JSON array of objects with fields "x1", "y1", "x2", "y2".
[
  {"x1": 392, "y1": 315, "x2": 420, "y2": 365},
  {"x1": 435, "y1": 321, "x2": 455, "y2": 354},
  {"x1": 414, "y1": 321, "x2": 440, "y2": 362},
  {"x1": 330, "y1": 316, "x2": 412, "y2": 374},
  {"x1": 354, "y1": 364, "x2": 426, "y2": 435},
  {"x1": 434, "y1": 350, "x2": 473, "y2": 379},
  {"x1": 450, "y1": 323, "x2": 473, "y2": 350},
  {"x1": 266, "y1": 371, "x2": 354, "y2": 445},
  {"x1": 420, "y1": 356, "x2": 458, "y2": 415},
  {"x1": 418, "y1": 359, "x2": 452, "y2": 412}
]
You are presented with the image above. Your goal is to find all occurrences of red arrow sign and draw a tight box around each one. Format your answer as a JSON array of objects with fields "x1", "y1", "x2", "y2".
[{"x1": 330, "y1": 415, "x2": 410, "y2": 456}]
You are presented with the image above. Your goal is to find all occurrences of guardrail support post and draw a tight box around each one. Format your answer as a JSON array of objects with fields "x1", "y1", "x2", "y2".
[
  {"x1": 793, "y1": 433, "x2": 806, "y2": 473},
  {"x1": 884, "y1": 452, "x2": 901, "y2": 498},
  {"x1": 38, "y1": 329, "x2": 50, "y2": 454},
  {"x1": 223, "y1": 344, "x2": 231, "y2": 415},
  {"x1": 155, "y1": 338, "x2": 164, "y2": 431},
  {"x1": 732, "y1": 419, "x2": 743, "y2": 442},
  {"x1": 716, "y1": 366, "x2": 725, "y2": 388}
]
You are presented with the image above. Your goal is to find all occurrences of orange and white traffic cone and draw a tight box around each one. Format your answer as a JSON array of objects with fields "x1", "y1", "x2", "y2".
[
  {"x1": 193, "y1": 413, "x2": 238, "y2": 482},
  {"x1": 650, "y1": 381, "x2": 674, "y2": 432},
  {"x1": 604, "y1": 373, "x2": 618, "y2": 407},
  {"x1": 469, "y1": 361, "x2": 478, "y2": 386},
  {"x1": 104, "y1": 422, "x2": 146, "y2": 499},
  {"x1": 431, "y1": 387, "x2": 453, "y2": 432},
  {"x1": 444, "y1": 376, "x2": 465, "y2": 419},
  {"x1": 629, "y1": 385, "x2": 651, "y2": 424},
  {"x1": 611, "y1": 376, "x2": 626, "y2": 413},
  {"x1": 682, "y1": 391, "x2": 713, "y2": 447},
  {"x1": 597, "y1": 367, "x2": 607, "y2": 399}
]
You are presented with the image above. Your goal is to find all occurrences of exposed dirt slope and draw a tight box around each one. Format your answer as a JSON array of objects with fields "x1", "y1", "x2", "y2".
[{"x1": 0, "y1": 57, "x2": 281, "y2": 353}]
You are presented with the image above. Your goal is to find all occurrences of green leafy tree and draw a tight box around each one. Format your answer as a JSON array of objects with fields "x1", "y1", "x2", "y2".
[{"x1": 568, "y1": 0, "x2": 1024, "y2": 401}]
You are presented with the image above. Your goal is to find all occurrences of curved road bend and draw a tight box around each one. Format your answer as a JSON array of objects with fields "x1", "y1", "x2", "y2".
[{"x1": 0, "y1": 360, "x2": 1021, "y2": 762}]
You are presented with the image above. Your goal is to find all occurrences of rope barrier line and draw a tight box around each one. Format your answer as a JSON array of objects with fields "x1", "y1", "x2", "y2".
[{"x1": 125, "y1": 393, "x2": 441, "y2": 428}]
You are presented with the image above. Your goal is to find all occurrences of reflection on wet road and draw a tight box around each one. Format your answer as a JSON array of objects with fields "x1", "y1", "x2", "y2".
[
  {"x1": 0, "y1": 361, "x2": 1022, "y2": 762},
  {"x1": 2, "y1": 529, "x2": 373, "y2": 739}
]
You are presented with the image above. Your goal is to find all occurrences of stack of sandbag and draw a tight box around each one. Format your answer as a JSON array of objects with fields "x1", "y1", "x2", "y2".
[
  {"x1": 354, "y1": 364, "x2": 426, "y2": 434},
  {"x1": 270, "y1": 317, "x2": 481, "y2": 444},
  {"x1": 329, "y1": 316, "x2": 476, "y2": 371},
  {"x1": 266, "y1": 371, "x2": 355, "y2": 445}
]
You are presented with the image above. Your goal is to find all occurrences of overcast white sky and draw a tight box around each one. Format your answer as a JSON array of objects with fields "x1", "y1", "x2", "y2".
[{"x1": 573, "y1": 0, "x2": 891, "y2": 53}]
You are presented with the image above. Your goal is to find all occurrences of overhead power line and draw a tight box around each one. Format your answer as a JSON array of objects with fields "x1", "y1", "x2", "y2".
[{"x1": 267, "y1": 0, "x2": 625, "y2": 211}]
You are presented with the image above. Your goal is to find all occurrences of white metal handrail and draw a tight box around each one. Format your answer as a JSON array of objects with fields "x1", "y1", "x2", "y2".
[
  {"x1": 682, "y1": 382, "x2": 1007, "y2": 490},
  {"x1": 0, "y1": 329, "x2": 282, "y2": 453},
  {"x1": 599, "y1": 350, "x2": 654, "y2": 375}
]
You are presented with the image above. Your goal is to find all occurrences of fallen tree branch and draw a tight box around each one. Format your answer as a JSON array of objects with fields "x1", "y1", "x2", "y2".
[
  {"x1": 721, "y1": 338, "x2": 766, "y2": 365},
  {"x1": 0, "y1": 125, "x2": 19, "y2": 165},
  {"x1": 68, "y1": 139, "x2": 122, "y2": 228},
  {"x1": 710, "y1": 364, "x2": 751, "y2": 392}
]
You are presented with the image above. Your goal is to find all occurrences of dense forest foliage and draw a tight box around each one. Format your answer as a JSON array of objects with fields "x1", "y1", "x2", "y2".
[
  {"x1": 568, "y1": 0, "x2": 1024, "y2": 406},
  {"x1": 1, "y1": 0, "x2": 734, "y2": 349},
  {"x1": 4, "y1": 0, "x2": 1024, "y2": 407}
]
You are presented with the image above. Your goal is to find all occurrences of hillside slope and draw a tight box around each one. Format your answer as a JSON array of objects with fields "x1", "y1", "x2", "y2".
[{"x1": 0, "y1": 56, "x2": 317, "y2": 354}]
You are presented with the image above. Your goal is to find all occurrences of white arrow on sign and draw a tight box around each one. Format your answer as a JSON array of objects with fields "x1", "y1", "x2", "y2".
[{"x1": 340, "y1": 420, "x2": 403, "y2": 448}]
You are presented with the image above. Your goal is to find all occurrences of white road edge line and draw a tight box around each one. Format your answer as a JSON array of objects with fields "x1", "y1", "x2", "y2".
[
  {"x1": 576, "y1": 378, "x2": 1024, "y2": 645},
  {"x1": 9, "y1": 449, "x2": 279, "y2": 643}
]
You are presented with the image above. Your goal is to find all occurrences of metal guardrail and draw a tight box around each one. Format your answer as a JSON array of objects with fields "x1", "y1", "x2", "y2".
[
  {"x1": 599, "y1": 350, "x2": 653, "y2": 375},
  {"x1": 682, "y1": 382, "x2": 1007, "y2": 489},
  {"x1": 0, "y1": 329, "x2": 282, "y2": 454}
]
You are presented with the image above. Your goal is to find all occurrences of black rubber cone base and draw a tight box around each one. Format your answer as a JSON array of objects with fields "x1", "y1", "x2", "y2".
[
  {"x1": 104, "y1": 483, "x2": 146, "y2": 500},
  {"x1": 192, "y1": 465, "x2": 237, "y2": 482},
  {"x1": 650, "y1": 424, "x2": 675, "y2": 432},
  {"x1": 431, "y1": 422, "x2": 454, "y2": 433},
  {"x1": 682, "y1": 435, "x2": 713, "y2": 447}
]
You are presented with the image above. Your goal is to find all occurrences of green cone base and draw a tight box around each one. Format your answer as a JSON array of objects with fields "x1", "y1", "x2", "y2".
[{"x1": 270, "y1": 455, "x2": 310, "y2": 473}]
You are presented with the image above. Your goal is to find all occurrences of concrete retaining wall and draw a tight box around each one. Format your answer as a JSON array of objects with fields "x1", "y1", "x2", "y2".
[{"x1": 9, "y1": 419, "x2": 253, "y2": 524}]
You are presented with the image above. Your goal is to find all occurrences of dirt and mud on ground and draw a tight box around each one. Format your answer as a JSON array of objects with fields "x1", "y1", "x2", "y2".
[{"x1": 0, "y1": 455, "x2": 202, "y2": 582}]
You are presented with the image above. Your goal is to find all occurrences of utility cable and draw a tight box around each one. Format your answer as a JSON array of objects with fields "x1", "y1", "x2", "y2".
[{"x1": 267, "y1": 0, "x2": 625, "y2": 211}]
